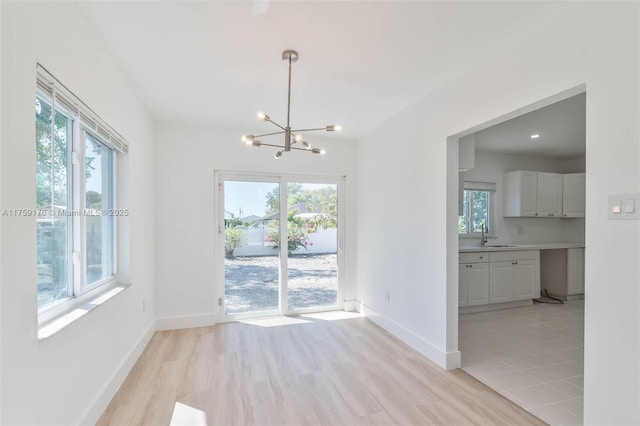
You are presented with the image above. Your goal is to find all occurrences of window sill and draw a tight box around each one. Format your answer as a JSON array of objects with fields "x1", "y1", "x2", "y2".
[{"x1": 38, "y1": 283, "x2": 130, "y2": 341}]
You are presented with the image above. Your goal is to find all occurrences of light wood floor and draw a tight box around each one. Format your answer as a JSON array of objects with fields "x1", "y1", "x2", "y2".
[{"x1": 98, "y1": 312, "x2": 546, "y2": 425}]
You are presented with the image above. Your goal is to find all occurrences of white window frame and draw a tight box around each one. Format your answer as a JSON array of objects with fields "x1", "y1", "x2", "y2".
[
  {"x1": 36, "y1": 64, "x2": 127, "y2": 328},
  {"x1": 459, "y1": 181, "x2": 496, "y2": 238}
]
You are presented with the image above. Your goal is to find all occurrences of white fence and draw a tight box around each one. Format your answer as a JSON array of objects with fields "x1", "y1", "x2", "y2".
[{"x1": 232, "y1": 227, "x2": 337, "y2": 256}]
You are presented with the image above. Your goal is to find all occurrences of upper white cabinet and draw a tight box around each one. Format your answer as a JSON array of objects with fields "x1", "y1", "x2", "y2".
[
  {"x1": 537, "y1": 172, "x2": 563, "y2": 217},
  {"x1": 504, "y1": 170, "x2": 579, "y2": 218},
  {"x1": 562, "y1": 173, "x2": 586, "y2": 218},
  {"x1": 503, "y1": 171, "x2": 538, "y2": 217},
  {"x1": 459, "y1": 135, "x2": 475, "y2": 172}
]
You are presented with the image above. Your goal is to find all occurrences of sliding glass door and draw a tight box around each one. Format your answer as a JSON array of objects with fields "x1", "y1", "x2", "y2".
[
  {"x1": 221, "y1": 178, "x2": 280, "y2": 316},
  {"x1": 216, "y1": 173, "x2": 343, "y2": 320},
  {"x1": 286, "y1": 182, "x2": 338, "y2": 310}
]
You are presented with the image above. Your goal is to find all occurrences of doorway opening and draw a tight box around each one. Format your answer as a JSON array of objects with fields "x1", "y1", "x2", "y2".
[{"x1": 446, "y1": 85, "x2": 587, "y2": 425}]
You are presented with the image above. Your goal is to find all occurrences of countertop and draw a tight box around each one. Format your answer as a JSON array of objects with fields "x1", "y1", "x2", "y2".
[{"x1": 459, "y1": 242, "x2": 585, "y2": 252}]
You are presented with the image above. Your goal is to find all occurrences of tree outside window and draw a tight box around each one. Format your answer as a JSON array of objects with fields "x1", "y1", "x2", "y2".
[{"x1": 459, "y1": 183, "x2": 495, "y2": 236}]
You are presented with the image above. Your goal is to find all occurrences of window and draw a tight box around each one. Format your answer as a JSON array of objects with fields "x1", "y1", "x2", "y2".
[
  {"x1": 84, "y1": 133, "x2": 114, "y2": 286},
  {"x1": 459, "y1": 181, "x2": 496, "y2": 236},
  {"x1": 36, "y1": 64, "x2": 127, "y2": 322},
  {"x1": 36, "y1": 96, "x2": 72, "y2": 307}
]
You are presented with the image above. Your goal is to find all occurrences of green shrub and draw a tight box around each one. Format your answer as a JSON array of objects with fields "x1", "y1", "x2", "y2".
[{"x1": 225, "y1": 228, "x2": 246, "y2": 258}]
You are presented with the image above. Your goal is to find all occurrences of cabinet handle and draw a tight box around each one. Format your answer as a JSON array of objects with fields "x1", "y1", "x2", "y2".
[
  {"x1": 535, "y1": 213, "x2": 538, "y2": 216},
  {"x1": 479, "y1": 256, "x2": 483, "y2": 259},
  {"x1": 469, "y1": 265, "x2": 473, "y2": 268}
]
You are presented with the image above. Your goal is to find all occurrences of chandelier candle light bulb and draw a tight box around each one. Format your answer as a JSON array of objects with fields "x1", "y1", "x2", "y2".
[{"x1": 242, "y1": 49, "x2": 341, "y2": 159}]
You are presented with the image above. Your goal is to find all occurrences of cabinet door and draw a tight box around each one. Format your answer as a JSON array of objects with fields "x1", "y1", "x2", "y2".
[
  {"x1": 548, "y1": 173, "x2": 563, "y2": 217},
  {"x1": 537, "y1": 172, "x2": 562, "y2": 217},
  {"x1": 520, "y1": 171, "x2": 538, "y2": 216},
  {"x1": 567, "y1": 248, "x2": 585, "y2": 295},
  {"x1": 504, "y1": 171, "x2": 537, "y2": 217},
  {"x1": 490, "y1": 261, "x2": 514, "y2": 303},
  {"x1": 467, "y1": 263, "x2": 490, "y2": 306},
  {"x1": 458, "y1": 264, "x2": 468, "y2": 307},
  {"x1": 536, "y1": 172, "x2": 551, "y2": 216},
  {"x1": 563, "y1": 173, "x2": 586, "y2": 218},
  {"x1": 513, "y1": 259, "x2": 538, "y2": 300}
]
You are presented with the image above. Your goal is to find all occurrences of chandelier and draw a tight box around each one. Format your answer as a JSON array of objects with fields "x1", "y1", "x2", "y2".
[{"x1": 241, "y1": 50, "x2": 341, "y2": 159}]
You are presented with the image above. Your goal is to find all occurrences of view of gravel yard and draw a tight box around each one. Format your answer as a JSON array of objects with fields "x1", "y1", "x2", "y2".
[{"x1": 224, "y1": 253, "x2": 337, "y2": 314}]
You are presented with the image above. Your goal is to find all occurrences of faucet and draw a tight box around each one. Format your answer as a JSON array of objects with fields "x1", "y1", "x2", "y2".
[{"x1": 480, "y1": 223, "x2": 488, "y2": 246}]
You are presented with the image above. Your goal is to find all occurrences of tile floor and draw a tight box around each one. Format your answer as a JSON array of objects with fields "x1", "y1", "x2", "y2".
[{"x1": 459, "y1": 300, "x2": 584, "y2": 426}]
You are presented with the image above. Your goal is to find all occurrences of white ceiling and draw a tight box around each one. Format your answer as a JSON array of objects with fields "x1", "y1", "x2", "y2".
[
  {"x1": 77, "y1": 1, "x2": 569, "y2": 139},
  {"x1": 472, "y1": 93, "x2": 586, "y2": 158}
]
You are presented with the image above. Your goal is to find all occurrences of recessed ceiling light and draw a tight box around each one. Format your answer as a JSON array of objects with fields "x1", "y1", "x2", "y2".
[{"x1": 530, "y1": 134, "x2": 540, "y2": 139}]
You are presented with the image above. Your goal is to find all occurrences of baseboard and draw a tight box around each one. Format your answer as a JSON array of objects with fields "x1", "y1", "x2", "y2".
[
  {"x1": 78, "y1": 321, "x2": 155, "y2": 425},
  {"x1": 459, "y1": 299, "x2": 532, "y2": 314},
  {"x1": 361, "y1": 304, "x2": 460, "y2": 370},
  {"x1": 155, "y1": 313, "x2": 217, "y2": 331}
]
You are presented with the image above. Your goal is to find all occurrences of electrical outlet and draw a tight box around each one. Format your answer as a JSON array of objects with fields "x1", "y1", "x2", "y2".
[
  {"x1": 385, "y1": 290, "x2": 390, "y2": 302},
  {"x1": 142, "y1": 298, "x2": 146, "y2": 312},
  {"x1": 517, "y1": 226, "x2": 524, "y2": 235}
]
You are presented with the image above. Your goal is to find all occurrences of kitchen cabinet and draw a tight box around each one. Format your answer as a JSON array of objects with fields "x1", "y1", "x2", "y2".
[
  {"x1": 567, "y1": 248, "x2": 585, "y2": 295},
  {"x1": 504, "y1": 170, "x2": 569, "y2": 218},
  {"x1": 458, "y1": 252, "x2": 490, "y2": 307},
  {"x1": 459, "y1": 135, "x2": 475, "y2": 171},
  {"x1": 459, "y1": 250, "x2": 539, "y2": 309},
  {"x1": 537, "y1": 172, "x2": 563, "y2": 217},
  {"x1": 489, "y1": 261, "x2": 514, "y2": 303},
  {"x1": 464, "y1": 263, "x2": 490, "y2": 306},
  {"x1": 490, "y1": 250, "x2": 539, "y2": 303},
  {"x1": 513, "y1": 259, "x2": 538, "y2": 299},
  {"x1": 503, "y1": 171, "x2": 538, "y2": 217},
  {"x1": 563, "y1": 173, "x2": 586, "y2": 218}
]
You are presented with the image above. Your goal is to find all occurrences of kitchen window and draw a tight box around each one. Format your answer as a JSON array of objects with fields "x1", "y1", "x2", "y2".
[
  {"x1": 459, "y1": 181, "x2": 496, "y2": 237},
  {"x1": 36, "y1": 64, "x2": 128, "y2": 327}
]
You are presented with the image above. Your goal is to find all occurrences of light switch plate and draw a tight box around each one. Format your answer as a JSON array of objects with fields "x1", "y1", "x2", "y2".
[
  {"x1": 624, "y1": 199, "x2": 635, "y2": 213},
  {"x1": 609, "y1": 193, "x2": 640, "y2": 220}
]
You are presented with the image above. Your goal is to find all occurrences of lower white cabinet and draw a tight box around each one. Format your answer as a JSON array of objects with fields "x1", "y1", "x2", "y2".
[
  {"x1": 459, "y1": 263, "x2": 489, "y2": 307},
  {"x1": 513, "y1": 259, "x2": 538, "y2": 300},
  {"x1": 460, "y1": 249, "x2": 540, "y2": 309},
  {"x1": 489, "y1": 261, "x2": 514, "y2": 303},
  {"x1": 458, "y1": 264, "x2": 468, "y2": 307},
  {"x1": 567, "y1": 248, "x2": 585, "y2": 295}
]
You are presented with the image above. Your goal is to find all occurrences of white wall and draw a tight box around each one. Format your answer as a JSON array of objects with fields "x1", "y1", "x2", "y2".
[
  {"x1": 356, "y1": 2, "x2": 639, "y2": 424},
  {"x1": 462, "y1": 150, "x2": 585, "y2": 245},
  {"x1": 0, "y1": 2, "x2": 156, "y2": 425},
  {"x1": 232, "y1": 227, "x2": 337, "y2": 257},
  {"x1": 154, "y1": 122, "x2": 357, "y2": 321}
]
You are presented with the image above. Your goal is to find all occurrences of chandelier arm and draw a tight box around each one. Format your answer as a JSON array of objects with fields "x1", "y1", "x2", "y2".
[
  {"x1": 254, "y1": 131, "x2": 286, "y2": 138},
  {"x1": 291, "y1": 127, "x2": 328, "y2": 133},
  {"x1": 289, "y1": 146, "x2": 318, "y2": 152},
  {"x1": 258, "y1": 142, "x2": 287, "y2": 149},
  {"x1": 268, "y1": 120, "x2": 287, "y2": 132}
]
